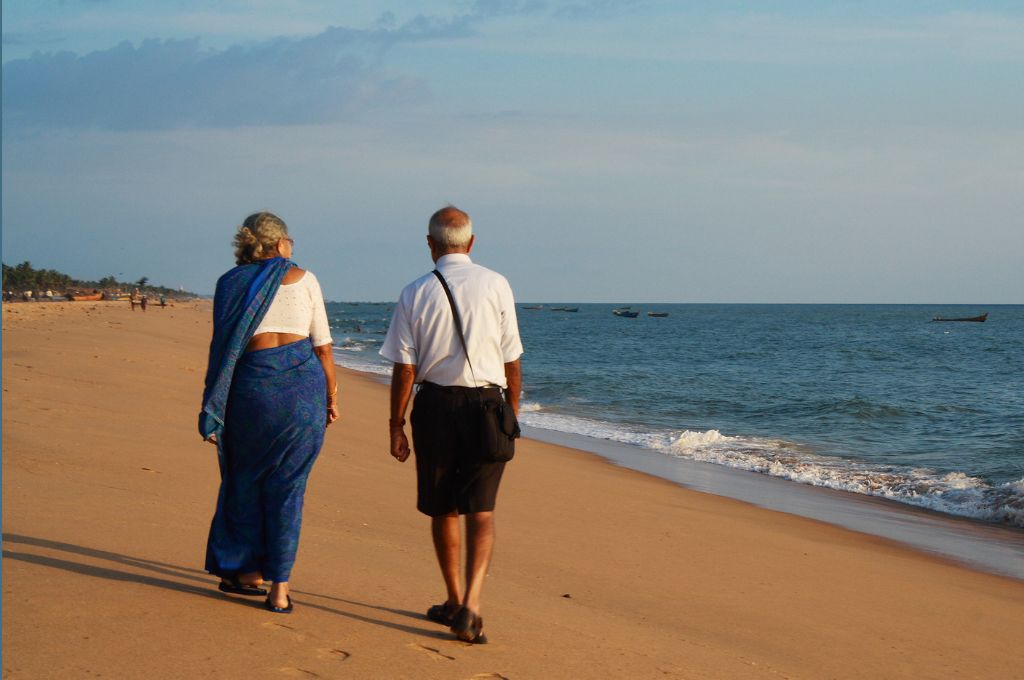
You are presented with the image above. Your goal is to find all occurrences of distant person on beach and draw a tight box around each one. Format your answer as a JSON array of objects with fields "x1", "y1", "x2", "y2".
[
  {"x1": 140, "y1": 294, "x2": 148, "y2": 312},
  {"x1": 130, "y1": 288, "x2": 139, "y2": 311},
  {"x1": 159, "y1": 294, "x2": 167, "y2": 308},
  {"x1": 199, "y1": 211, "x2": 338, "y2": 614},
  {"x1": 381, "y1": 205, "x2": 523, "y2": 644}
]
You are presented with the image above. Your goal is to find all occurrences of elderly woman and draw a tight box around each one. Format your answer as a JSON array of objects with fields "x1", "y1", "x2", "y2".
[{"x1": 199, "y1": 211, "x2": 338, "y2": 613}]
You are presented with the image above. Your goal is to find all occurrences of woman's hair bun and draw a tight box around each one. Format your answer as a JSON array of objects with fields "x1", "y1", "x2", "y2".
[{"x1": 233, "y1": 212, "x2": 288, "y2": 265}]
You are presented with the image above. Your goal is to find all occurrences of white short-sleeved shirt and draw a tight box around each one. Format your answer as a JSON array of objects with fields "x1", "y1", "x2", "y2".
[
  {"x1": 380, "y1": 254, "x2": 523, "y2": 388},
  {"x1": 254, "y1": 270, "x2": 333, "y2": 347}
]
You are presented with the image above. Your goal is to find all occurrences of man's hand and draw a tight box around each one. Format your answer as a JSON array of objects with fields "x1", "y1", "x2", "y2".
[
  {"x1": 389, "y1": 363, "x2": 416, "y2": 463},
  {"x1": 504, "y1": 358, "x2": 522, "y2": 417},
  {"x1": 390, "y1": 426, "x2": 411, "y2": 462}
]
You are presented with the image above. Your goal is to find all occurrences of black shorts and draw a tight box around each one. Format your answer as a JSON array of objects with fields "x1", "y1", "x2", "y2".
[{"x1": 410, "y1": 383, "x2": 507, "y2": 517}]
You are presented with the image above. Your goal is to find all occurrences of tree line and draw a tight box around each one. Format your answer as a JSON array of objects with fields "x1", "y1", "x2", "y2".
[{"x1": 2, "y1": 261, "x2": 196, "y2": 298}]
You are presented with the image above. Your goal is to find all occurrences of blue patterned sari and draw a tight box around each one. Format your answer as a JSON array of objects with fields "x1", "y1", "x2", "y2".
[{"x1": 200, "y1": 258, "x2": 327, "y2": 583}]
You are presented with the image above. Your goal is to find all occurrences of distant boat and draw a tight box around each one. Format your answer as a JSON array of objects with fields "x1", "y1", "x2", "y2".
[
  {"x1": 613, "y1": 310, "x2": 639, "y2": 318},
  {"x1": 70, "y1": 293, "x2": 103, "y2": 302},
  {"x1": 522, "y1": 305, "x2": 544, "y2": 310},
  {"x1": 932, "y1": 313, "x2": 987, "y2": 323},
  {"x1": 551, "y1": 307, "x2": 579, "y2": 312},
  {"x1": 647, "y1": 312, "x2": 669, "y2": 318}
]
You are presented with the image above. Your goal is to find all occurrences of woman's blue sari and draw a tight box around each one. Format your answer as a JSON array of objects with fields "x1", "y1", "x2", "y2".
[
  {"x1": 199, "y1": 258, "x2": 293, "y2": 441},
  {"x1": 200, "y1": 258, "x2": 327, "y2": 583}
]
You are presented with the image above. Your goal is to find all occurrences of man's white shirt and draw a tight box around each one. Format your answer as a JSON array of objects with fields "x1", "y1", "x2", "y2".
[{"x1": 380, "y1": 254, "x2": 523, "y2": 388}]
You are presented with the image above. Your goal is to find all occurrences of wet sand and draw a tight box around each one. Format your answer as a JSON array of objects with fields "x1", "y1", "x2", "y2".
[{"x1": 3, "y1": 300, "x2": 1023, "y2": 679}]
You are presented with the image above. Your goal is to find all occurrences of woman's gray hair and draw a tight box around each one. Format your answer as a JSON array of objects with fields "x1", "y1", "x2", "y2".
[
  {"x1": 428, "y1": 206, "x2": 473, "y2": 251},
  {"x1": 233, "y1": 211, "x2": 289, "y2": 265}
]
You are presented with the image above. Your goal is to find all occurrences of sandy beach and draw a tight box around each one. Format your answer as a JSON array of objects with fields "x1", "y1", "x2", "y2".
[{"x1": 3, "y1": 300, "x2": 1023, "y2": 680}]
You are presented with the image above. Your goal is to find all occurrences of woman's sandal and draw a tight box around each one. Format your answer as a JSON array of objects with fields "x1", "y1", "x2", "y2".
[
  {"x1": 218, "y1": 575, "x2": 268, "y2": 597},
  {"x1": 450, "y1": 607, "x2": 488, "y2": 644},
  {"x1": 264, "y1": 595, "x2": 293, "y2": 614}
]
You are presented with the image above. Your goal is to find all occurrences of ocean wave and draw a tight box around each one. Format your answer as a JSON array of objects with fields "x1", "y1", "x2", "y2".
[
  {"x1": 519, "y1": 411, "x2": 1024, "y2": 527},
  {"x1": 659, "y1": 429, "x2": 1024, "y2": 526},
  {"x1": 328, "y1": 364, "x2": 1023, "y2": 527},
  {"x1": 332, "y1": 352, "x2": 392, "y2": 377}
]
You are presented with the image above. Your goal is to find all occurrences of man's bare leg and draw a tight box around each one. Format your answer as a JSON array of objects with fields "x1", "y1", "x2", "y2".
[
  {"x1": 432, "y1": 512, "x2": 462, "y2": 606},
  {"x1": 462, "y1": 511, "x2": 495, "y2": 615}
]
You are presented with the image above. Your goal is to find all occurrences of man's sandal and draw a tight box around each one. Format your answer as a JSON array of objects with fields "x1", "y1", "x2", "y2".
[
  {"x1": 426, "y1": 602, "x2": 460, "y2": 626},
  {"x1": 451, "y1": 607, "x2": 488, "y2": 644}
]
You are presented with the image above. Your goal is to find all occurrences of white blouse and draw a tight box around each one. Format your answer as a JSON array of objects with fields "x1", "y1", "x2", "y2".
[{"x1": 254, "y1": 270, "x2": 333, "y2": 347}]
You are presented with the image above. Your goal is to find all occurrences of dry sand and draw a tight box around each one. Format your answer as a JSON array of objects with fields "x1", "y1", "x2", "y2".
[{"x1": 3, "y1": 300, "x2": 1023, "y2": 679}]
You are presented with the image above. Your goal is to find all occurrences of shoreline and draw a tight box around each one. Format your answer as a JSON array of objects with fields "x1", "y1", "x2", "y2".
[
  {"x1": 522, "y1": 424, "x2": 1024, "y2": 579},
  {"x1": 336, "y1": 355, "x2": 1024, "y2": 580},
  {"x1": 4, "y1": 300, "x2": 1023, "y2": 679}
]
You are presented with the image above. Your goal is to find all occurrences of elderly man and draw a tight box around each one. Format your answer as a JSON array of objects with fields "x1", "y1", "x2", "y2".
[{"x1": 381, "y1": 205, "x2": 523, "y2": 644}]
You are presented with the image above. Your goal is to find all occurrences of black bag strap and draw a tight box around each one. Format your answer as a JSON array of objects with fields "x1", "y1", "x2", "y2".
[{"x1": 433, "y1": 269, "x2": 479, "y2": 387}]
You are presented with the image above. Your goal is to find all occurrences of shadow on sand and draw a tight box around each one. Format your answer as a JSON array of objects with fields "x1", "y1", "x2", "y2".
[{"x1": 2, "y1": 533, "x2": 443, "y2": 638}]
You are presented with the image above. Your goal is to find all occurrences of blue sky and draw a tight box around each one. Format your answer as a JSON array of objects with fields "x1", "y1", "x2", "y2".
[{"x1": 3, "y1": 1, "x2": 1022, "y2": 302}]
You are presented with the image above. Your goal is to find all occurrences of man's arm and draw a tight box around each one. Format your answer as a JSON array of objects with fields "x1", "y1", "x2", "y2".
[
  {"x1": 389, "y1": 362, "x2": 417, "y2": 462},
  {"x1": 504, "y1": 359, "x2": 521, "y2": 416}
]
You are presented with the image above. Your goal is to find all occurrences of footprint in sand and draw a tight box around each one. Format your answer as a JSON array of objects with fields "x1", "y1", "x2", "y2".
[
  {"x1": 262, "y1": 621, "x2": 306, "y2": 640},
  {"x1": 315, "y1": 648, "x2": 351, "y2": 662},
  {"x1": 278, "y1": 668, "x2": 320, "y2": 678},
  {"x1": 408, "y1": 642, "x2": 456, "y2": 661},
  {"x1": 470, "y1": 674, "x2": 510, "y2": 680}
]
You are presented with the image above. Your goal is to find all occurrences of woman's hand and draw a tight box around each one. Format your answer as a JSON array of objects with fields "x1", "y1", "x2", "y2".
[
  {"x1": 327, "y1": 402, "x2": 339, "y2": 425},
  {"x1": 204, "y1": 434, "x2": 218, "y2": 445}
]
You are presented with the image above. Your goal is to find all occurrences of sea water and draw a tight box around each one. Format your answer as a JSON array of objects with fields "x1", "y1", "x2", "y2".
[{"x1": 328, "y1": 303, "x2": 1024, "y2": 531}]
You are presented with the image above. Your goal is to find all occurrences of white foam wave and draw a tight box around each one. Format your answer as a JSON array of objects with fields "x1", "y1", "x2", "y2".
[
  {"x1": 332, "y1": 352, "x2": 392, "y2": 377},
  {"x1": 520, "y1": 412, "x2": 1024, "y2": 527},
  {"x1": 519, "y1": 410, "x2": 650, "y2": 445}
]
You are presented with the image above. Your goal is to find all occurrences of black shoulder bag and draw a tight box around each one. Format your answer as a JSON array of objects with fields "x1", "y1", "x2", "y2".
[{"x1": 433, "y1": 270, "x2": 520, "y2": 462}]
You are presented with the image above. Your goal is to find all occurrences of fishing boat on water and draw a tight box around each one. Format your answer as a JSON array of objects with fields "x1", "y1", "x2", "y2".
[
  {"x1": 613, "y1": 309, "x2": 639, "y2": 318},
  {"x1": 647, "y1": 312, "x2": 669, "y2": 318},
  {"x1": 522, "y1": 305, "x2": 544, "y2": 310},
  {"x1": 551, "y1": 307, "x2": 579, "y2": 312},
  {"x1": 932, "y1": 313, "x2": 987, "y2": 323}
]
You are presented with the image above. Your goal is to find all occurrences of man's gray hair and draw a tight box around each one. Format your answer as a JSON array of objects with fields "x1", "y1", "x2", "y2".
[{"x1": 428, "y1": 205, "x2": 473, "y2": 250}]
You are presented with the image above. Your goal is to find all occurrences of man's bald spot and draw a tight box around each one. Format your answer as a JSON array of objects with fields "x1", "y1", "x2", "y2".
[
  {"x1": 428, "y1": 205, "x2": 473, "y2": 251},
  {"x1": 429, "y1": 206, "x2": 471, "y2": 231}
]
